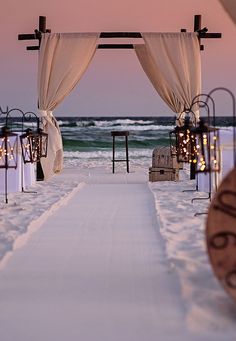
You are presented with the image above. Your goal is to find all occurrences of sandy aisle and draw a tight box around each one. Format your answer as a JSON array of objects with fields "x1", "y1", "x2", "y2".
[{"x1": 0, "y1": 171, "x2": 191, "y2": 341}]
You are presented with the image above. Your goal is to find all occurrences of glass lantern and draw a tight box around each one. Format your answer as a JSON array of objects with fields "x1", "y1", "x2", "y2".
[
  {"x1": 20, "y1": 128, "x2": 40, "y2": 163},
  {"x1": 191, "y1": 118, "x2": 220, "y2": 173},
  {"x1": 169, "y1": 116, "x2": 196, "y2": 163},
  {"x1": 38, "y1": 128, "x2": 48, "y2": 159},
  {"x1": 20, "y1": 127, "x2": 48, "y2": 163},
  {"x1": 0, "y1": 126, "x2": 18, "y2": 169},
  {"x1": 0, "y1": 126, "x2": 18, "y2": 203}
]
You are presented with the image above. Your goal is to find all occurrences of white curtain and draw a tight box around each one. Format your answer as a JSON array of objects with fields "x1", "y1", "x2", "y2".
[
  {"x1": 135, "y1": 32, "x2": 201, "y2": 125},
  {"x1": 219, "y1": 0, "x2": 236, "y2": 24},
  {"x1": 38, "y1": 32, "x2": 99, "y2": 179}
]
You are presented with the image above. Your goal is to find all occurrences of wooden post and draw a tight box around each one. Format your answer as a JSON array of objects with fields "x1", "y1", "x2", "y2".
[
  {"x1": 194, "y1": 14, "x2": 202, "y2": 31},
  {"x1": 189, "y1": 14, "x2": 201, "y2": 180},
  {"x1": 112, "y1": 135, "x2": 115, "y2": 174},
  {"x1": 39, "y1": 16, "x2": 46, "y2": 33},
  {"x1": 194, "y1": 14, "x2": 204, "y2": 50},
  {"x1": 37, "y1": 16, "x2": 46, "y2": 181},
  {"x1": 125, "y1": 135, "x2": 129, "y2": 173}
]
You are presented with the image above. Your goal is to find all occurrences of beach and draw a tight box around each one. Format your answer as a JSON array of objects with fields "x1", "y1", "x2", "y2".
[
  {"x1": 0, "y1": 161, "x2": 236, "y2": 340},
  {"x1": 0, "y1": 117, "x2": 236, "y2": 340}
]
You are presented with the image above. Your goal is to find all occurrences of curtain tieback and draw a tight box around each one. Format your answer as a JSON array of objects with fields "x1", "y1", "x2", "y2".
[{"x1": 38, "y1": 110, "x2": 53, "y2": 118}]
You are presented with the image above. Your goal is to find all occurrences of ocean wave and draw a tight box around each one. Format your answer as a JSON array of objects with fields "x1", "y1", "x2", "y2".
[
  {"x1": 92, "y1": 118, "x2": 156, "y2": 127},
  {"x1": 109, "y1": 124, "x2": 174, "y2": 131},
  {"x1": 59, "y1": 120, "x2": 96, "y2": 128},
  {"x1": 63, "y1": 139, "x2": 111, "y2": 149},
  {"x1": 58, "y1": 118, "x2": 175, "y2": 130},
  {"x1": 62, "y1": 136, "x2": 170, "y2": 150},
  {"x1": 60, "y1": 124, "x2": 174, "y2": 132},
  {"x1": 63, "y1": 148, "x2": 153, "y2": 160},
  {"x1": 102, "y1": 118, "x2": 155, "y2": 126}
]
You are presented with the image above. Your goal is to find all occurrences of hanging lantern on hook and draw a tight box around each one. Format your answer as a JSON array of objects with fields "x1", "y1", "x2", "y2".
[
  {"x1": 169, "y1": 116, "x2": 196, "y2": 163},
  {"x1": 190, "y1": 118, "x2": 220, "y2": 173},
  {"x1": 20, "y1": 128, "x2": 40, "y2": 163},
  {"x1": 38, "y1": 128, "x2": 48, "y2": 159},
  {"x1": 20, "y1": 118, "x2": 48, "y2": 163},
  {"x1": 0, "y1": 126, "x2": 18, "y2": 169},
  {"x1": 0, "y1": 126, "x2": 18, "y2": 204}
]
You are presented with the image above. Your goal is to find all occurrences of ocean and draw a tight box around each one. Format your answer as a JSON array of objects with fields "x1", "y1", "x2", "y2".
[
  {"x1": 0, "y1": 115, "x2": 233, "y2": 171},
  {"x1": 59, "y1": 116, "x2": 234, "y2": 170}
]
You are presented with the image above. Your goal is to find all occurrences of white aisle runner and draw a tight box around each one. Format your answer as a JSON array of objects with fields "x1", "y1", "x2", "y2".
[{"x1": 0, "y1": 176, "x2": 190, "y2": 341}]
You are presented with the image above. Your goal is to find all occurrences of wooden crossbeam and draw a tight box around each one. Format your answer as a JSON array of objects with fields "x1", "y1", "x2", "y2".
[
  {"x1": 27, "y1": 46, "x2": 41, "y2": 50},
  {"x1": 200, "y1": 32, "x2": 221, "y2": 39},
  {"x1": 98, "y1": 44, "x2": 134, "y2": 49},
  {"x1": 99, "y1": 32, "x2": 142, "y2": 38},
  {"x1": 18, "y1": 15, "x2": 222, "y2": 51},
  {"x1": 18, "y1": 33, "x2": 36, "y2": 40}
]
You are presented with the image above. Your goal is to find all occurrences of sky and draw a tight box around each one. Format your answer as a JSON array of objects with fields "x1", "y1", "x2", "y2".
[{"x1": 0, "y1": 0, "x2": 236, "y2": 117}]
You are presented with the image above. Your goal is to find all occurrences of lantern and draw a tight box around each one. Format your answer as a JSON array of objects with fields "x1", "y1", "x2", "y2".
[
  {"x1": 169, "y1": 116, "x2": 196, "y2": 163},
  {"x1": 38, "y1": 128, "x2": 48, "y2": 159},
  {"x1": 191, "y1": 118, "x2": 220, "y2": 173},
  {"x1": 20, "y1": 121, "x2": 48, "y2": 163},
  {"x1": 0, "y1": 126, "x2": 18, "y2": 203},
  {"x1": 20, "y1": 128, "x2": 40, "y2": 163},
  {"x1": 0, "y1": 126, "x2": 18, "y2": 169}
]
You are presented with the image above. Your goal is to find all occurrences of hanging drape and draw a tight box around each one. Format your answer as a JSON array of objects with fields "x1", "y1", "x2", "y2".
[
  {"x1": 38, "y1": 32, "x2": 99, "y2": 179},
  {"x1": 219, "y1": 0, "x2": 236, "y2": 25},
  {"x1": 135, "y1": 32, "x2": 201, "y2": 125}
]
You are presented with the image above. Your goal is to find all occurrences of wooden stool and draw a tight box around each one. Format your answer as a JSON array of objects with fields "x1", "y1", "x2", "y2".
[{"x1": 111, "y1": 131, "x2": 129, "y2": 173}]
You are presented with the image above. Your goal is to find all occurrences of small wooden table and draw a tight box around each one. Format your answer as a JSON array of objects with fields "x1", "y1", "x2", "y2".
[{"x1": 111, "y1": 131, "x2": 129, "y2": 173}]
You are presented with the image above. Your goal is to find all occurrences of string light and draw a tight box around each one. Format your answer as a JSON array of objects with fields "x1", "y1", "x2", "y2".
[
  {"x1": 20, "y1": 125, "x2": 48, "y2": 163},
  {"x1": 190, "y1": 118, "x2": 220, "y2": 173},
  {"x1": 0, "y1": 127, "x2": 18, "y2": 169},
  {"x1": 169, "y1": 116, "x2": 197, "y2": 163}
]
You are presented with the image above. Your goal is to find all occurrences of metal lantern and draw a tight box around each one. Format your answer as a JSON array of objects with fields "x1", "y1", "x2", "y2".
[
  {"x1": 169, "y1": 116, "x2": 196, "y2": 163},
  {"x1": 0, "y1": 126, "x2": 18, "y2": 203},
  {"x1": 191, "y1": 118, "x2": 220, "y2": 173},
  {"x1": 20, "y1": 128, "x2": 40, "y2": 163},
  {"x1": 0, "y1": 126, "x2": 18, "y2": 169},
  {"x1": 38, "y1": 128, "x2": 48, "y2": 159},
  {"x1": 20, "y1": 120, "x2": 48, "y2": 163}
]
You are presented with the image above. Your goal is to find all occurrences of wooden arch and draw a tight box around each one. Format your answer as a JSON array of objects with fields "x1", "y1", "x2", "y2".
[{"x1": 18, "y1": 15, "x2": 221, "y2": 51}]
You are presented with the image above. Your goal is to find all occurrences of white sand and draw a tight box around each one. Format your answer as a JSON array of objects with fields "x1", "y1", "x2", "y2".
[{"x1": 0, "y1": 165, "x2": 236, "y2": 340}]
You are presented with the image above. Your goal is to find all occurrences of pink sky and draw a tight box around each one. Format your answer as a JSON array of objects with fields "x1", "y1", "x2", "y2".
[{"x1": 0, "y1": 0, "x2": 235, "y2": 116}]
